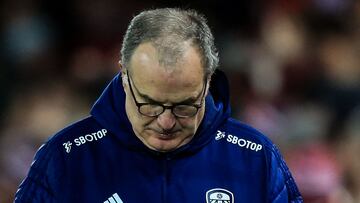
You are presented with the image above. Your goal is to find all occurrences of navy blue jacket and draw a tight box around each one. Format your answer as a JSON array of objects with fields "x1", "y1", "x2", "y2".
[{"x1": 15, "y1": 70, "x2": 303, "y2": 202}]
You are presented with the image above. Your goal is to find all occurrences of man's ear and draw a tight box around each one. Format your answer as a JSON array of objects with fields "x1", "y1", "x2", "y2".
[
  {"x1": 206, "y1": 76, "x2": 211, "y2": 94},
  {"x1": 118, "y1": 60, "x2": 125, "y2": 74},
  {"x1": 118, "y1": 60, "x2": 128, "y2": 87}
]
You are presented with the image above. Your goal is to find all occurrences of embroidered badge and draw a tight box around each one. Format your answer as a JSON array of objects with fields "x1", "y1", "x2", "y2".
[{"x1": 206, "y1": 188, "x2": 234, "y2": 203}]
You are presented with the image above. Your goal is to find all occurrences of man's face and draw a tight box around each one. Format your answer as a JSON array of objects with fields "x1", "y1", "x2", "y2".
[{"x1": 122, "y1": 42, "x2": 207, "y2": 152}]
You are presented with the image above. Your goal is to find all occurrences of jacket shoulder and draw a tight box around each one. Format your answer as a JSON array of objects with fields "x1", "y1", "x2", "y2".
[
  {"x1": 221, "y1": 118, "x2": 303, "y2": 202},
  {"x1": 15, "y1": 116, "x2": 106, "y2": 202},
  {"x1": 222, "y1": 117, "x2": 276, "y2": 151},
  {"x1": 49, "y1": 116, "x2": 104, "y2": 145}
]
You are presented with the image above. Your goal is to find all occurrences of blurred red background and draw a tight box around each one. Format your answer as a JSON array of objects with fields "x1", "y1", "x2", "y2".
[{"x1": 1, "y1": 0, "x2": 359, "y2": 202}]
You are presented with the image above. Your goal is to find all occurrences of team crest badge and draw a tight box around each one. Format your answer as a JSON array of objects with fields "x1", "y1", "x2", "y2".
[{"x1": 206, "y1": 188, "x2": 234, "y2": 203}]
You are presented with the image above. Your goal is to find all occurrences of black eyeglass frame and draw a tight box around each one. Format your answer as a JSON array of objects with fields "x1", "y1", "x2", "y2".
[{"x1": 125, "y1": 70, "x2": 207, "y2": 118}]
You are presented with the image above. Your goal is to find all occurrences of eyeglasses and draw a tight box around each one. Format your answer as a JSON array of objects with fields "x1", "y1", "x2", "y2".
[{"x1": 126, "y1": 70, "x2": 207, "y2": 118}]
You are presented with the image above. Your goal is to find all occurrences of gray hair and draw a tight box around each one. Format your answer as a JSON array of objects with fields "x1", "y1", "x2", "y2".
[{"x1": 120, "y1": 8, "x2": 219, "y2": 78}]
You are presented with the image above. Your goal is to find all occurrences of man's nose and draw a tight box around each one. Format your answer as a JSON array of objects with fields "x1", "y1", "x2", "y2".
[{"x1": 157, "y1": 110, "x2": 176, "y2": 130}]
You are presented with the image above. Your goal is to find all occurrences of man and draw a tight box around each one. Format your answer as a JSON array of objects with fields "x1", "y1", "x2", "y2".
[{"x1": 15, "y1": 8, "x2": 303, "y2": 202}]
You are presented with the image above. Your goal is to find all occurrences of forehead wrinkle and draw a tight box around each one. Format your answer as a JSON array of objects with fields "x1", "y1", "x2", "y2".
[
  {"x1": 160, "y1": 72, "x2": 202, "y2": 92},
  {"x1": 128, "y1": 41, "x2": 204, "y2": 103}
]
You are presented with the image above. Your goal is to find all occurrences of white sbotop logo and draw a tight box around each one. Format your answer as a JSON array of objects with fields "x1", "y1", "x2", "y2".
[
  {"x1": 215, "y1": 130, "x2": 226, "y2": 140},
  {"x1": 62, "y1": 141, "x2": 72, "y2": 153},
  {"x1": 215, "y1": 130, "x2": 263, "y2": 152},
  {"x1": 62, "y1": 129, "x2": 107, "y2": 153}
]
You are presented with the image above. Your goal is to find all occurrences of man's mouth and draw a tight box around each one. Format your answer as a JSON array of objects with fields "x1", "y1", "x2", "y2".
[{"x1": 153, "y1": 130, "x2": 179, "y2": 139}]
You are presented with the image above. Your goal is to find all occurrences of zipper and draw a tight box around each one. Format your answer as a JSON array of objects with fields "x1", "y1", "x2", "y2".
[{"x1": 161, "y1": 155, "x2": 171, "y2": 203}]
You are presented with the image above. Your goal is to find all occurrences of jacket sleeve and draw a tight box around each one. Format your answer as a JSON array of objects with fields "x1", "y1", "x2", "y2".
[
  {"x1": 268, "y1": 144, "x2": 303, "y2": 203},
  {"x1": 15, "y1": 142, "x2": 61, "y2": 203}
]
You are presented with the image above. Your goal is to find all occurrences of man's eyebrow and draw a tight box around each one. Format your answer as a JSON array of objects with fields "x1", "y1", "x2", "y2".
[
  {"x1": 136, "y1": 91, "x2": 161, "y2": 104},
  {"x1": 134, "y1": 84, "x2": 204, "y2": 105},
  {"x1": 176, "y1": 93, "x2": 202, "y2": 104}
]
